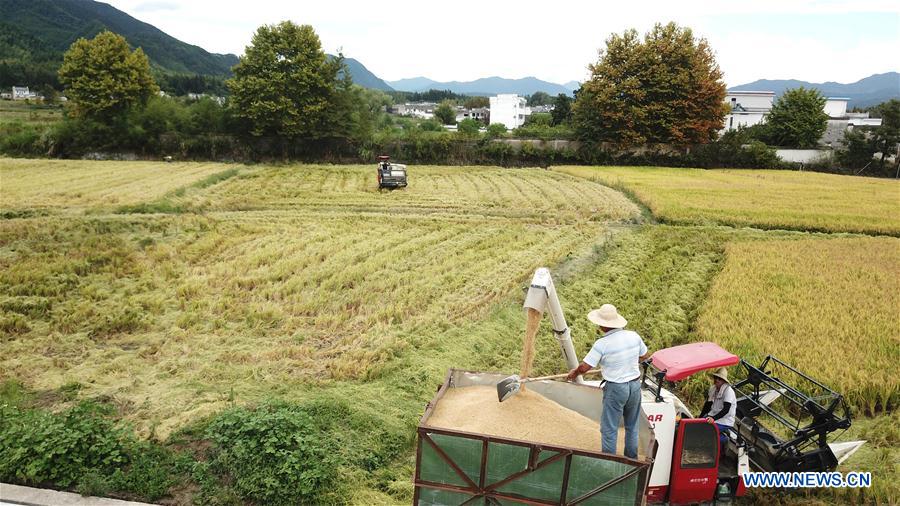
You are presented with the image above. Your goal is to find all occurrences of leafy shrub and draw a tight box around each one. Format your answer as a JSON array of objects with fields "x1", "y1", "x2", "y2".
[
  {"x1": 691, "y1": 129, "x2": 783, "y2": 168},
  {"x1": 206, "y1": 402, "x2": 338, "y2": 505},
  {"x1": 456, "y1": 118, "x2": 482, "y2": 137},
  {"x1": 0, "y1": 397, "x2": 179, "y2": 501},
  {"x1": 0, "y1": 401, "x2": 128, "y2": 487},
  {"x1": 205, "y1": 398, "x2": 408, "y2": 505},
  {"x1": 486, "y1": 123, "x2": 507, "y2": 138}
]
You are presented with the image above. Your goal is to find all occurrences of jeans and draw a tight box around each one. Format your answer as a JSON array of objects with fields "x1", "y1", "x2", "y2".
[{"x1": 601, "y1": 379, "x2": 641, "y2": 458}]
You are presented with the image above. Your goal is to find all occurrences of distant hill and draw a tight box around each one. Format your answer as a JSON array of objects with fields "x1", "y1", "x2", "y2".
[
  {"x1": 388, "y1": 75, "x2": 573, "y2": 96},
  {"x1": 730, "y1": 72, "x2": 900, "y2": 108},
  {"x1": 0, "y1": 0, "x2": 239, "y2": 76},
  {"x1": 341, "y1": 58, "x2": 393, "y2": 91}
]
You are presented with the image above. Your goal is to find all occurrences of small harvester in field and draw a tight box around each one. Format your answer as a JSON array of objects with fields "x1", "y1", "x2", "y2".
[
  {"x1": 376, "y1": 155, "x2": 407, "y2": 189},
  {"x1": 414, "y1": 268, "x2": 865, "y2": 505}
]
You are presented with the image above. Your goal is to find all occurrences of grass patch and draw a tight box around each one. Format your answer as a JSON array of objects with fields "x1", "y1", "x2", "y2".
[{"x1": 554, "y1": 166, "x2": 900, "y2": 235}]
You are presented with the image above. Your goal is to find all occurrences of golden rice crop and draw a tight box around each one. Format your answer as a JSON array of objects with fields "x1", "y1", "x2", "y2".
[
  {"x1": 693, "y1": 236, "x2": 900, "y2": 414},
  {"x1": 0, "y1": 157, "x2": 241, "y2": 211},
  {"x1": 554, "y1": 166, "x2": 900, "y2": 235}
]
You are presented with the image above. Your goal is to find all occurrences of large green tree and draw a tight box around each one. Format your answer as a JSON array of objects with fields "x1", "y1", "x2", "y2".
[
  {"x1": 572, "y1": 23, "x2": 727, "y2": 147},
  {"x1": 58, "y1": 31, "x2": 158, "y2": 120},
  {"x1": 763, "y1": 87, "x2": 828, "y2": 148},
  {"x1": 227, "y1": 22, "x2": 351, "y2": 140}
]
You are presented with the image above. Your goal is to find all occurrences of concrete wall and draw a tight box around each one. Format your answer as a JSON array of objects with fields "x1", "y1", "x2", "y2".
[{"x1": 775, "y1": 148, "x2": 833, "y2": 164}]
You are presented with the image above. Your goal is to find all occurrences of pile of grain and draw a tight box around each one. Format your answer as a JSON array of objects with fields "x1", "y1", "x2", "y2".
[{"x1": 427, "y1": 385, "x2": 603, "y2": 452}]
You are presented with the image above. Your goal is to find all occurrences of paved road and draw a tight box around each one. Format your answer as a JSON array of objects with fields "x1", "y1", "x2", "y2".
[{"x1": 0, "y1": 484, "x2": 155, "y2": 506}]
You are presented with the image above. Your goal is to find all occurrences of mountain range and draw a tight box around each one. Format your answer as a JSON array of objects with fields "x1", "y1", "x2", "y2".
[
  {"x1": 2, "y1": 0, "x2": 897, "y2": 106},
  {"x1": 388, "y1": 76, "x2": 576, "y2": 96},
  {"x1": 729, "y1": 73, "x2": 899, "y2": 108}
]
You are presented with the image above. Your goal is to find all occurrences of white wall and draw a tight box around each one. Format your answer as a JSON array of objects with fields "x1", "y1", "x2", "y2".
[
  {"x1": 489, "y1": 94, "x2": 531, "y2": 129},
  {"x1": 724, "y1": 112, "x2": 767, "y2": 130},
  {"x1": 725, "y1": 92, "x2": 774, "y2": 110},
  {"x1": 824, "y1": 99, "x2": 848, "y2": 118},
  {"x1": 775, "y1": 149, "x2": 833, "y2": 163}
]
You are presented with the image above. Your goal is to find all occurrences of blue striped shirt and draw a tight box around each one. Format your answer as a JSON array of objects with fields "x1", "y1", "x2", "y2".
[{"x1": 583, "y1": 329, "x2": 648, "y2": 383}]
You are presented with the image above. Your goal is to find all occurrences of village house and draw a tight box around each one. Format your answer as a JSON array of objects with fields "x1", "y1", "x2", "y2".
[
  {"x1": 489, "y1": 94, "x2": 531, "y2": 129},
  {"x1": 722, "y1": 91, "x2": 882, "y2": 145},
  {"x1": 12, "y1": 86, "x2": 37, "y2": 100}
]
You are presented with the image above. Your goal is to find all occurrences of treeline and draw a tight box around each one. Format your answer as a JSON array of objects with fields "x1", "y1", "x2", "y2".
[{"x1": 3, "y1": 22, "x2": 897, "y2": 177}]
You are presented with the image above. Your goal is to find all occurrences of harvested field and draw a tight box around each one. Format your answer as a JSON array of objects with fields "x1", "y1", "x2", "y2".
[
  {"x1": 554, "y1": 166, "x2": 900, "y2": 235},
  {"x1": 187, "y1": 164, "x2": 641, "y2": 222},
  {"x1": 0, "y1": 158, "x2": 240, "y2": 211}
]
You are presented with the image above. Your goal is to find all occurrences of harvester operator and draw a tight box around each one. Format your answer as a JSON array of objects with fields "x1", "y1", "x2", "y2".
[
  {"x1": 698, "y1": 367, "x2": 736, "y2": 444},
  {"x1": 566, "y1": 304, "x2": 649, "y2": 459}
]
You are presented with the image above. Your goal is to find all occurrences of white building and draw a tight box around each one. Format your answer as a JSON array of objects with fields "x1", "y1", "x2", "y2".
[
  {"x1": 824, "y1": 97, "x2": 849, "y2": 118},
  {"x1": 722, "y1": 91, "x2": 775, "y2": 131},
  {"x1": 489, "y1": 94, "x2": 531, "y2": 129},
  {"x1": 12, "y1": 86, "x2": 36, "y2": 100}
]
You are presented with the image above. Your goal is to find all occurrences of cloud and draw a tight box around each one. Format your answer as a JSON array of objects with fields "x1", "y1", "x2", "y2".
[
  {"x1": 134, "y1": 1, "x2": 179, "y2": 12},
  {"x1": 103, "y1": 0, "x2": 899, "y2": 85}
]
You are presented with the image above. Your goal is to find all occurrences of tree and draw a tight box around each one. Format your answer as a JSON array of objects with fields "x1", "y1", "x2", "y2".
[
  {"x1": 527, "y1": 91, "x2": 552, "y2": 107},
  {"x1": 58, "y1": 31, "x2": 158, "y2": 121},
  {"x1": 872, "y1": 99, "x2": 900, "y2": 172},
  {"x1": 836, "y1": 129, "x2": 876, "y2": 169},
  {"x1": 434, "y1": 100, "x2": 457, "y2": 125},
  {"x1": 227, "y1": 22, "x2": 351, "y2": 140},
  {"x1": 551, "y1": 94, "x2": 572, "y2": 126},
  {"x1": 464, "y1": 96, "x2": 489, "y2": 109},
  {"x1": 763, "y1": 87, "x2": 828, "y2": 148},
  {"x1": 572, "y1": 23, "x2": 727, "y2": 147}
]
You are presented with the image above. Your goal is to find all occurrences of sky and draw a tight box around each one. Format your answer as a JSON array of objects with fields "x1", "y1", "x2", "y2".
[{"x1": 104, "y1": 0, "x2": 900, "y2": 87}]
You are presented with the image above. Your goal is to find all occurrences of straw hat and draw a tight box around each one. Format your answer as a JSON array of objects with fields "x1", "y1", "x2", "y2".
[
  {"x1": 710, "y1": 367, "x2": 729, "y2": 383},
  {"x1": 587, "y1": 304, "x2": 628, "y2": 329}
]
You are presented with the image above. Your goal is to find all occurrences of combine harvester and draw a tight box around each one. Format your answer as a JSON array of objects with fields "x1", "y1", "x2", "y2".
[
  {"x1": 376, "y1": 155, "x2": 408, "y2": 189},
  {"x1": 414, "y1": 268, "x2": 864, "y2": 505}
]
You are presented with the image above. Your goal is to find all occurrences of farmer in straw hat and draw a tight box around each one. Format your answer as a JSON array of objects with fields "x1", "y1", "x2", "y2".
[
  {"x1": 566, "y1": 304, "x2": 649, "y2": 458},
  {"x1": 699, "y1": 367, "x2": 737, "y2": 444}
]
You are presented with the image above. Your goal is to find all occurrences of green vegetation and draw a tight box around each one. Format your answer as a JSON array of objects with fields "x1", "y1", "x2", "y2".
[{"x1": 554, "y1": 166, "x2": 900, "y2": 235}]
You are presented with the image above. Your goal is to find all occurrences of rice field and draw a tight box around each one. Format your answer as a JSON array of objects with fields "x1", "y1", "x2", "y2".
[
  {"x1": 186, "y1": 164, "x2": 640, "y2": 222},
  {"x1": 0, "y1": 158, "x2": 240, "y2": 211},
  {"x1": 554, "y1": 166, "x2": 900, "y2": 235},
  {"x1": 694, "y1": 236, "x2": 900, "y2": 414},
  {"x1": 1, "y1": 159, "x2": 897, "y2": 504}
]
